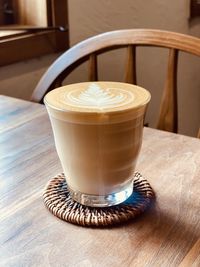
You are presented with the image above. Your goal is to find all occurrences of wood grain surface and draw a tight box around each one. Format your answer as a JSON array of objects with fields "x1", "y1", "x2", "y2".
[{"x1": 0, "y1": 95, "x2": 200, "y2": 267}]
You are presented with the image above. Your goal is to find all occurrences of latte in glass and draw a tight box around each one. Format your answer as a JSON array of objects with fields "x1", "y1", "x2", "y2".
[{"x1": 45, "y1": 82, "x2": 150, "y2": 207}]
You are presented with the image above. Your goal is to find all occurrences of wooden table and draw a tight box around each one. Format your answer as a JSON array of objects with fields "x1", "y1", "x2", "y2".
[{"x1": 0, "y1": 95, "x2": 200, "y2": 267}]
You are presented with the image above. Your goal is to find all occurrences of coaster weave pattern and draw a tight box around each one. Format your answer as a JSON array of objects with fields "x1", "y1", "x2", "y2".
[{"x1": 43, "y1": 172, "x2": 155, "y2": 227}]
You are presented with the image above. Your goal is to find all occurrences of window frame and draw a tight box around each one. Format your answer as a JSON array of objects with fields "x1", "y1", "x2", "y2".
[{"x1": 0, "y1": 0, "x2": 69, "y2": 66}]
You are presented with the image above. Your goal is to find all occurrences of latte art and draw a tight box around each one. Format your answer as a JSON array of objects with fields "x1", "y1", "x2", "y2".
[
  {"x1": 65, "y1": 83, "x2": 134, "y2": 110},
  {"x1": 45, "y1": 82, "x2": 151, "y2": 118}
]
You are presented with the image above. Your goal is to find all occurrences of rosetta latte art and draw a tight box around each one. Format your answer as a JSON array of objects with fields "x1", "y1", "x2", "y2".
[{"x1": 65, "y1": 83, "x2": 135, "y2": 109}]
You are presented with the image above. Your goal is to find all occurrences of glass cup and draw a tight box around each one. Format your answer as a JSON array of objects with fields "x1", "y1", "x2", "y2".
[{"x1": 45, "y1": 82, "x2": 150, "y2": 207}]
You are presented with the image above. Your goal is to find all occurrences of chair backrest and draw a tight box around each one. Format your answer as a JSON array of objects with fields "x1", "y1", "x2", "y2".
[{"x1": 31, "y1": 29, "x2": 200, "y2": 135}]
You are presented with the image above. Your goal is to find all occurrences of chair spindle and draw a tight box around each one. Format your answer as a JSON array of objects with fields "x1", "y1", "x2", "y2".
[
  {"x1": 88, "y1": 53, "x2": 98, "y2": 81},
  {"x1": 54, "y1": 77, "x2": 63, "y2": 88},
  {"x1": 157, "y1": 48, "x2": 178, "y2": 133},
  {"x1": 198, "y1": 128, "x2": 200, "y2": 139},
  {"x1": 125, "y1": 45, "x2": 136, "y2": 84}
]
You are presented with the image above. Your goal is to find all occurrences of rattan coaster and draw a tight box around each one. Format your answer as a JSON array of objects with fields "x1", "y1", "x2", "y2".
[{"x1": 43, "y1": 172, "x2": 155, "y2": 227}]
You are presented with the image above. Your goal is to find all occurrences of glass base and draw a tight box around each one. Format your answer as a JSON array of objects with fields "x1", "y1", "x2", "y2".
[{"x1": 69, "y1": 181, "x2": 134, "y2": 207}]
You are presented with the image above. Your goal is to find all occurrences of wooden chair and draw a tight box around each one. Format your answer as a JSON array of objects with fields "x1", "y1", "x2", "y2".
[{"x1": 31, "y1": 29, "x2": 200, "y2": 136}]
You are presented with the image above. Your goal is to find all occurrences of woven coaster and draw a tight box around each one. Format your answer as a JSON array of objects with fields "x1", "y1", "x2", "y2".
[{"x1": 43, "y1": 172, "x2": 155, "y2": 227}]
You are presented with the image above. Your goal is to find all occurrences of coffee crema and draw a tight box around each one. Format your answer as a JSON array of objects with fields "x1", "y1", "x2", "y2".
[{"x1": 45, "y1": 82, "x2": 150, "y2": 112}]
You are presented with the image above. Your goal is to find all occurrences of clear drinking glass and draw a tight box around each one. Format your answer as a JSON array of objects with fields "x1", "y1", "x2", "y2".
[{"x1": 45, "y1": 82, "x2": 150, "y2": 207}]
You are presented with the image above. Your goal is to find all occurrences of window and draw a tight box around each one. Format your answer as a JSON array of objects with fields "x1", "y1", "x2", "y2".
[{"x1": 0, "y1": 0, "x2": 69, "y2": 66}]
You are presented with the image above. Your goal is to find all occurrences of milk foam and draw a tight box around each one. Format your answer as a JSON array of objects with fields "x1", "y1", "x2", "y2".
[{"x1": 64, "y1": 83, "x2": 135, "y2": 110}]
